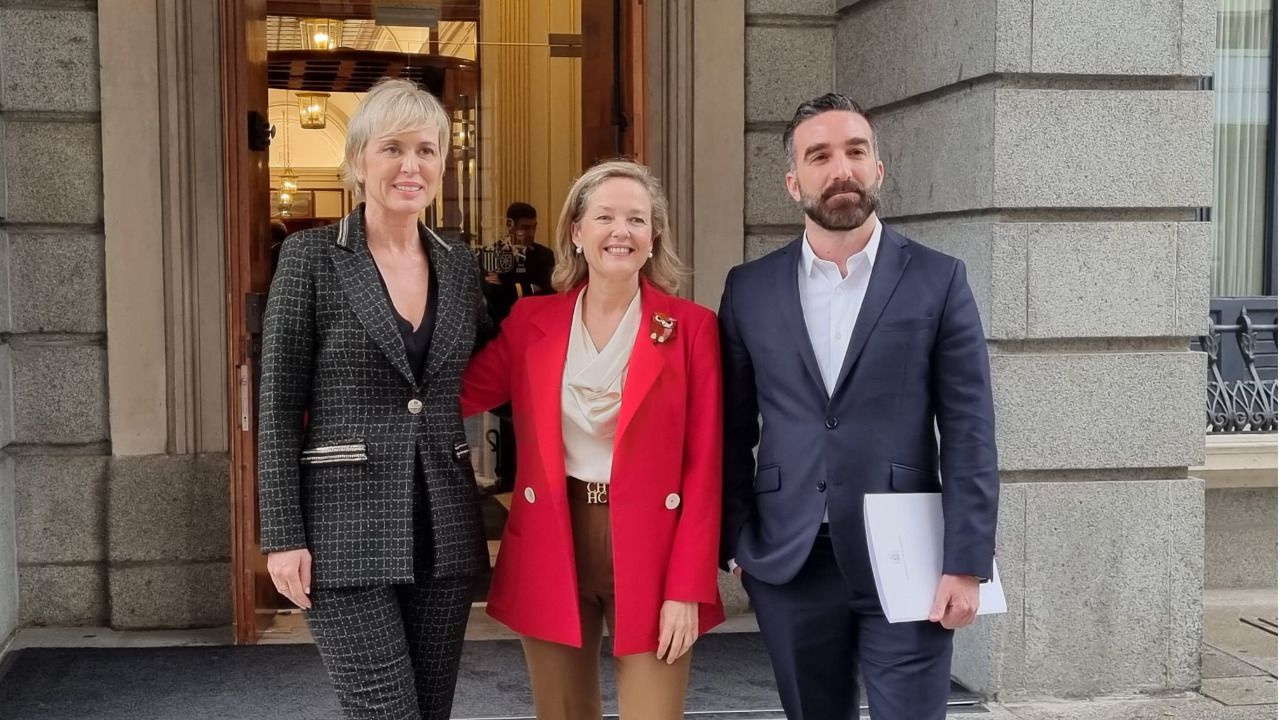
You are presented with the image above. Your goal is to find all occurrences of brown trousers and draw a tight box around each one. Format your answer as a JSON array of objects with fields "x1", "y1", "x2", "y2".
[{"x1": 520, "y1": 480, "x2": 691, "y2": 720}]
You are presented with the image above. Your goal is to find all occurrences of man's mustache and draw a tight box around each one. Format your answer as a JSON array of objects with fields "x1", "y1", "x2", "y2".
[{"x1": 822, "y1": 181, "x2": 865, "y2": 200}]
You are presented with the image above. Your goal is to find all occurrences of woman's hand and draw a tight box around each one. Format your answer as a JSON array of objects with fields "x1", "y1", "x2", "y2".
[
  {"x1": 267, "y1": 548, "x2": 313, "y2": 610},
  {"x1": 656, "y1": 600, "x2": 699, "y2": 664}
]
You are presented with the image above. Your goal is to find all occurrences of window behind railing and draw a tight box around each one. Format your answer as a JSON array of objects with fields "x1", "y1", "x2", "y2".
[
  {"x1": 1200, "y1": 2, "x2": 1278, "y2": 434},
  {"x1": 1211, "y1": 0, "x2": 1275, "y2": 297}
]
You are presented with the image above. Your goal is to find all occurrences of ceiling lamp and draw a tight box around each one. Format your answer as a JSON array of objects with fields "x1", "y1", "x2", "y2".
[
  {"x1": 278, "y1": 102, "x2": 297, "y2": 217},
  {"x1": 300, "y1": 18, "x2": 343, "y2": 50},
  {"x1": 280, "y1": 171, "x2": 298, "y2": 197},
  {"x1": 297, "y1": 92, "x2": 330, "y2": 129}
]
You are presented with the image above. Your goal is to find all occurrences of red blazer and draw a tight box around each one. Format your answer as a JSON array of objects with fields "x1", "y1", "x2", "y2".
[{"x1": 462, "y1": 278, "x2": 725, "y2": 655}]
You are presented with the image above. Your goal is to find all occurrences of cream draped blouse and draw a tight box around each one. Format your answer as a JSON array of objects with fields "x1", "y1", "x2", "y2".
[{"x1": 561, "y1": 289, "x2": 642, "y2": 484}]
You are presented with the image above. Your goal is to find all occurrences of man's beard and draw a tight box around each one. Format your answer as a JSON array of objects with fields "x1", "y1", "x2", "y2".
[{"x1": 799, "y1": 179, "x2": 880, "y2": 232}]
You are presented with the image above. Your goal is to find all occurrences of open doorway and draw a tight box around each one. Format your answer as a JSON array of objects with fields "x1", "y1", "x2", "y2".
[{"x1": 222, "y1": 0, "x2": 646, "y2": 645}]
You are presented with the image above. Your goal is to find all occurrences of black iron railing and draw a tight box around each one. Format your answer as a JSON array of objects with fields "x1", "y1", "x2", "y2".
[{"x1": 1201, "y1": 307, "x2": 1278, "y2": 433}]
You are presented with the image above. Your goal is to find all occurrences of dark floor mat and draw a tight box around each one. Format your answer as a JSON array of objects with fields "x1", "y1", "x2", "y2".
[
  {"x1": 0, "y1": 633, "x2": 783, "y2": 720},
  {"x1": 0, "y1": 632, "x2": 980, "y2": 719}
]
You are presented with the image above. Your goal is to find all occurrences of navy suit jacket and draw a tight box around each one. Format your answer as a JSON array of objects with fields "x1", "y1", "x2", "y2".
[{"x1": 719, "y1": 226, "x2": 998, "y2": 591}]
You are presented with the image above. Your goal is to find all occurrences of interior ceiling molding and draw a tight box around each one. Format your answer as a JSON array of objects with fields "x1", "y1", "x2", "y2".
[
  {"x1": 267, "y1": 48, "x2": 475, "y2": 93},
  {"x1": 266, "y1": 1, "x2": 479, "y2": 22}
]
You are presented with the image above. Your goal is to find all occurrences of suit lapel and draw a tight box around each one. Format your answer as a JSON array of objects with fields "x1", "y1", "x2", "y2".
[
  {"x1": 526, "y1": 289, "x2": 577, "y2": 489},
  {"x1": 832, "y1": 227, "x2": 911, "y2": 393},
  {"x1": 330, "y1": 207, "x2": 416, "y2": 385},
  {"x1": 421, "y1": 223, "x2": 461, "y2": 382},
  {"x1": 616, "y1": 280, "x2": 667, "y2": 442},
  {"x1": 777, "y1": 237, "x2": 828, "y2": 397}
]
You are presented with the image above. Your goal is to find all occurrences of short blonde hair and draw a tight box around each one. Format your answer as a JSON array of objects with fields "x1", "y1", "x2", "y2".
[
  {"x1": 551, "y1": 160, "x2": 687, "y2": 294},
  {"x1": 342, "y1": 78, "x2": 451, "y2": 201}
]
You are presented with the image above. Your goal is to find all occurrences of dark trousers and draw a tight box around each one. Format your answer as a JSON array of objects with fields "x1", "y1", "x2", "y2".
[
  {"x1": 307, "y1": 579, "x2": 474, "y2": 720},
  {"x1": 743, "y1": 535, "x2": 954, "y2": 720},
  {"x1": 496, "y1": 415, "x2": 517, "y2": 488},
  {"x1": 304, "y1": 470, "x2": 477, "y2": 720}
]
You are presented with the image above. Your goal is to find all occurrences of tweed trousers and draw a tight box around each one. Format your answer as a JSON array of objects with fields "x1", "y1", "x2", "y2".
[{"x1": 305, "y1": 479, "x2": 477, "y2": 720}]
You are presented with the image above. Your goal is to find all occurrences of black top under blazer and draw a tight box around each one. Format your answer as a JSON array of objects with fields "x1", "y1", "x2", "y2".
[{"x1": 257, "y1": 204, "x2": 490, "y2": 587}]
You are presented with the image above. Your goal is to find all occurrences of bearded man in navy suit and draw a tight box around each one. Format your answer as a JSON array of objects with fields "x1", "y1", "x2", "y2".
[{"x1": 719, "y1": 93, "x2": 999, "y2": 720}]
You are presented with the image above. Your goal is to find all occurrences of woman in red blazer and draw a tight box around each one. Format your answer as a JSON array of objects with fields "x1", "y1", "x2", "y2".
[{"x1": 462, "y1": 159, "x2": 724, "y2": 719}]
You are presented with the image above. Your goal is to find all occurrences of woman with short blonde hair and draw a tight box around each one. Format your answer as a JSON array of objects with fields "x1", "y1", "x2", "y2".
[
  {"x1": 340, "y1": 78, "x2": 452, "y2": 200},
  {"x1": 259, "y1": 78, "x2": 488, "y2": 720}
]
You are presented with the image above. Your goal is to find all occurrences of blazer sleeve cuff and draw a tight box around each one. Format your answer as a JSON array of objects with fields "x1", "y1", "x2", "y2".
[{"x1": 259, "y1": 524, "x2": 308, "y2": 555}]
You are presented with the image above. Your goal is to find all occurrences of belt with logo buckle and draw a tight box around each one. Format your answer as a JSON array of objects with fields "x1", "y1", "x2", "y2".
[
  {"x1": 568, "y1": 477, "x2": 610, "y2": 505},
  {"x1": 584, "y1": 482, "x2": 609, "y2": 505}
]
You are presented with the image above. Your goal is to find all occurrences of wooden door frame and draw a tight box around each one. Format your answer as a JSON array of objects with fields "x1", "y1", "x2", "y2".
[
  {"x1": 223, "y1": 0, "x2": 654, "y2": 645},
  {"x1": 623, "y1": 0, "x2": 647, "y2": 162},
  {"x1": 582, "y1": 0, "x2": 647, "y2": 164},
  {"x1": 223, "y1": 0, "x2": 269, "y2": 646}
]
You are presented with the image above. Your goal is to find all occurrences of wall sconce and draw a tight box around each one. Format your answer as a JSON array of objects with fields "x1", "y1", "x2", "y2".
[
  {"x1": 453, "y1": 121, "x2": 470, "y2": 152},
  {"x1": 452, "y1": 108, "x2": 475, "y2": 154},
  {"x1": 300, "y1": 18, "x2": 343, "y2": 50},
  {"x1": 298, "y1": 92, "x2": 330, "y2": 129}
]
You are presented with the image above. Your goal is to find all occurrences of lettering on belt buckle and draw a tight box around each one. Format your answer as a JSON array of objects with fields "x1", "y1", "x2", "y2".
[{"x1": 585, "y1": 481, "x2": 609, "y2": 504}]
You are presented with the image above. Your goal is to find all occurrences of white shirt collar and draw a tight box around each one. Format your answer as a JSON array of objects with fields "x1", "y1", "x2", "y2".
[{"x1": 800, "y1": 219, "x2": 883, "y2": 278}]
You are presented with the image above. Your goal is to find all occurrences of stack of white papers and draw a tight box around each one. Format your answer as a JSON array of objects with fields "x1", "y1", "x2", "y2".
[{"x1": 863, "y1": 492, "x2": 1007, "y2": 624}]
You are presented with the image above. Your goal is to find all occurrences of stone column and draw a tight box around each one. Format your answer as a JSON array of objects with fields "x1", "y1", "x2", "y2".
[
  {"x1": 832, "y1": 0, "x2": 1213, "y2": 699},
  {"x1": 0, "y1": 454, "x2": 13, "y2": 645},
  {"x1": 98, "y1": 0, "x2": 230, "y2": 629},
  {"x1": 743, "y1": 0, "x2": 835, "y2": 262},
  {"x1": 1, "y1": 1, "x2": 112, "y2": 629}
]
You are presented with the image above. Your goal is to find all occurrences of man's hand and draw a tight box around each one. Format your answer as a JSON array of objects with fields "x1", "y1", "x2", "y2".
[
  {"x1": 928, "y1": 573, "x2": 979, "y2": 629},
  {"x1": 267, "y1": 548, "x2": 313, "y2": 610},
  {"x1": 484, "y1": 272, "x2": 501, "y2": 285},
  {"x1": 656, "y1": 600, "x2": 699, "y2": 664}
]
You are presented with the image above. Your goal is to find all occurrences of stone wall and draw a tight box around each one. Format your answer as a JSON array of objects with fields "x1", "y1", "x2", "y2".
[
  {"x1": 743, "y1": 0, "x2": 1213, "y2": 700},
  {"x1": 1206, "y1": 486, "x2": 1278, "y2": 589},
  {"x1": 2, "y1": 0, "x2": 231, "y2": 632},
  {"x1": 1, "y1": 0, "x2": 111, "y2": 628},
  {"x1": 1, "y1": 455, "x2": 14, "y2": 646}
]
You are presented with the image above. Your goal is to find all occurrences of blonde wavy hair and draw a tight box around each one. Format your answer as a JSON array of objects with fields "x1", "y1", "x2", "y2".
[
  {"x1": 551, "y1": 160, "x2": 687, "y2": 294},
  {"x1": 341, "y1": 78, "x2": 451, "y2": 201}
]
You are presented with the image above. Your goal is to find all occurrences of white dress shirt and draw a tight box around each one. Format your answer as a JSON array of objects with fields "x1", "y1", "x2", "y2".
[
  {"x1": 561, "y1": 289, "x2": 642, "y2": 484},
  {"x1": 798, "y1": 221, "x2": 882, "y2": 396},
  {"x1": 801, "y1": 222, "x2": 881, "y2": 525}
]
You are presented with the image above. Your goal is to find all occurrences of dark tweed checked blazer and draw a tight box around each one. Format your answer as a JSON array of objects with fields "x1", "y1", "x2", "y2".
[{"x1": 258, "y1": 204, "x2": 490, "y2": 587}]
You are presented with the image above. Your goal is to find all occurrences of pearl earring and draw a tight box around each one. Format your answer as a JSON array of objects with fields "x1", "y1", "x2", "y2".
[
  {"x1": 647, "y1": 250, "x2": 654, "y2": 259},
  {"x1": 575, "y1": 245, "x2": 583, "y2": 255}
]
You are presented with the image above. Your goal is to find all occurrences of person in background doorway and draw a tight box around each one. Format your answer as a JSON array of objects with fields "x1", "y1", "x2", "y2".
[
  {"x1": 462, "y1": 160, "x2": 725, "y2": 719},
  {"x1": 257, "y1": 78, "x2": 490, "y2": 720},
  {"x1": 483, "y1": 202, "x2": 556, "y2": 321},
  {"x1": 479, "y1": 202, "x2": 556, "y2": 494}
]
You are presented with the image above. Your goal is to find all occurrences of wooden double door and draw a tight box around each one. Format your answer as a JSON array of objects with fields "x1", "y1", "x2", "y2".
[{"x1": 222, "y1": 0, "x2": 646, "y2": 644}]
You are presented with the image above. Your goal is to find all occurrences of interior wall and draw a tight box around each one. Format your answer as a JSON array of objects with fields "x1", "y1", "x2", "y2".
[
  {"x1": 479, "y1": 0, "x2": 582, "y2": 247},
  {"x1": 268, "y1": 2, "x2": 583, "y2": 248}
]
